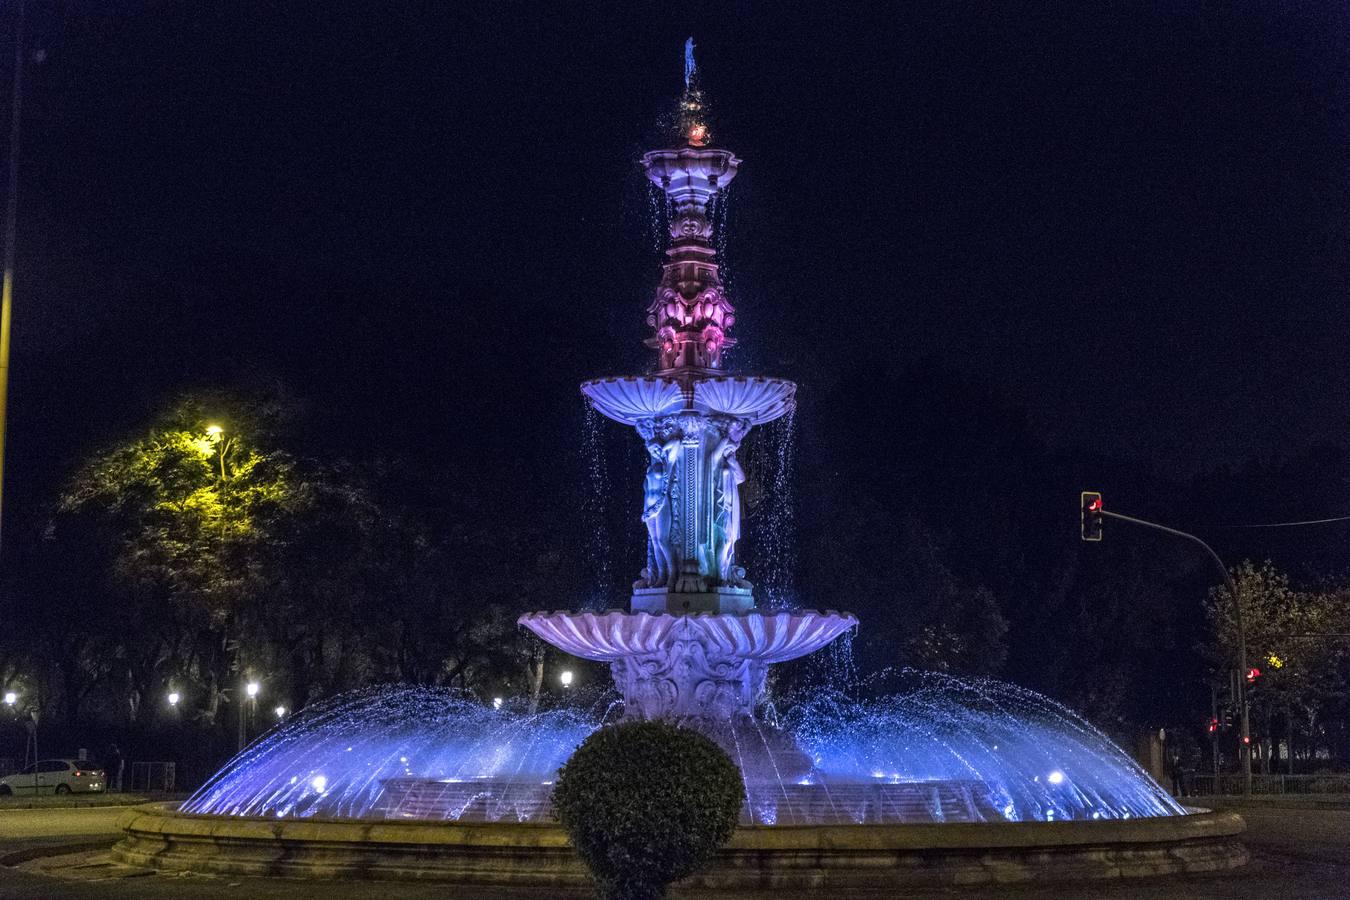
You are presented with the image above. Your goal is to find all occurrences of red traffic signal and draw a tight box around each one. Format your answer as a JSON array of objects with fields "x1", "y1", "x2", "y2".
[
  {"x1": 1080, "y1": 492, "x2": 1104, "y2": 541},
  {"x1": 1207, "y1": 717, "x2": 1218, "y2": 734},
  {"x1": 1246, "y1": 667, "x2": 1261, "y2": 683}
]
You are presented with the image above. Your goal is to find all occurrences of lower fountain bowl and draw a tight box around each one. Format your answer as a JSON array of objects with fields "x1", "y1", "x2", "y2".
[{"x1": 114, "y1": 802, "x2": 1248, "y2": 889}]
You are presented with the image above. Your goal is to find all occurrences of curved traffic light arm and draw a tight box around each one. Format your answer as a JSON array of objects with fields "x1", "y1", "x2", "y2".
[{"x1": 1082, "y1": 498, "x2": 1252, "y2": 797}]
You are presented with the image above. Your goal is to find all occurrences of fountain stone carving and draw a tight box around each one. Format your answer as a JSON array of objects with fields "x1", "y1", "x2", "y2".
[{"x1": 521, "y1": 50, "x2": 857, "y2": 736}]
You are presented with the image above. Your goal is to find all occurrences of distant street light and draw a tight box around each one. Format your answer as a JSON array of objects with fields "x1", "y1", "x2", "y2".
[
  {"x1": 3, "y1": 691, "x2": 15, "y2": 706},
  {"x1": 274, "y1": 706, "x2": 287, "y2": 719},
  {"x1": 559, "y1": 670, "x2": 574, "y2": 688},
  {"x1": 238, "y1": 679, "x2": 261, "y2": 753},
  {"x1": 206, "y1": 424, "x2": 223, "y2": 437},
  {"x1": 492, "y1": 697, "x2": 504, "y2": 710},
  {"x1": 167, "y1": 692, "x2": 180, "y2": 707}
]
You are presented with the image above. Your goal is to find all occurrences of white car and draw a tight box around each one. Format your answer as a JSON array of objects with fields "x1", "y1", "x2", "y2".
[{"x1": 0, "y1": 759, "x2": 106, "y2": 795}]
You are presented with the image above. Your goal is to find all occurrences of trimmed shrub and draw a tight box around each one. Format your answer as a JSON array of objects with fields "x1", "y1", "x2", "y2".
[{"x1": 552, "y1": 720, "x2": 745, "y2": 900}]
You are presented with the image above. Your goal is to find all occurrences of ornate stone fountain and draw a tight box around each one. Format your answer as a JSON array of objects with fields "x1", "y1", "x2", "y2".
[
  {"x1": 116, "y1": 44, "x2": 1247, "y2": 888},
  {"x1": 519, "y1": 54, "x2": 856, "y2": 737}
]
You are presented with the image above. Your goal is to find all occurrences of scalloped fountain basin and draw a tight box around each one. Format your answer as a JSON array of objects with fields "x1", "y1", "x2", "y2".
[
  {"x1": 580, "y1": 375, "x2": 796, "y2": 425},
  {"x1": 518, "y1": 610, "x2": 856, "y2": 728},
  {"x1": 517, "y1": 609, "x2": 856, "y2": 662}
]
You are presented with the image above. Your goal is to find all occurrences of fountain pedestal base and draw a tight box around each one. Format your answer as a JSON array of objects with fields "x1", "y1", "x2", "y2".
[{"x1": 631, "y1": 585, "x2": 753, "y2": 615}]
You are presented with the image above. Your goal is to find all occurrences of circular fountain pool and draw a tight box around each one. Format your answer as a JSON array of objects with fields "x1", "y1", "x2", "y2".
[
  {"x1": 112, "y1": 679, "x2": 1247, "y2": 888},
  {"x1": 172, "y1": 677, "x2": 1186, "y2": 827}
]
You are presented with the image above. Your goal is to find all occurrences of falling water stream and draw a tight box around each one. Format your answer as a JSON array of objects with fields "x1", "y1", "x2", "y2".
[
  {"x1": 749, "y1": 409, "x2": 798, "y2": 610},
  {"x1": 182, "y1": 673, "x2": 1182, "y2": 825},
  {"x1": 581, "y1": 402, "x2": 614, "y2": 610}
]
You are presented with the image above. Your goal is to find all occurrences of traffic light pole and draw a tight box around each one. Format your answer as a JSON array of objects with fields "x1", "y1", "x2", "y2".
[{"x1": 1096, "y1": 508, "x2": 1252, "y2": 796}]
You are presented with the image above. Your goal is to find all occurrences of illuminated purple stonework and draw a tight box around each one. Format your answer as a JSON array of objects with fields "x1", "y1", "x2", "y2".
[
  {"x1": 568, "y1": 109, "x2": 803, "y2": 611},
  {"x1": 522, "y1": 62, "x2": 855, "y2": 748},
  {"x1": 519, "y1": 610, "x2": 856, "y2": 721}
]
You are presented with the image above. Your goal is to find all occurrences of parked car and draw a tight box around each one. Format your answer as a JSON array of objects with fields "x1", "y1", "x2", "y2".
[{"x1": 0, "y1": 759, "x2": 106, "y2": 795}]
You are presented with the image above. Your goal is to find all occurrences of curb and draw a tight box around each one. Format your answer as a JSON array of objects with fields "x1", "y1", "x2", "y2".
[{"x1": 0, "y1": 839, "x2": 118, "y2": 867}]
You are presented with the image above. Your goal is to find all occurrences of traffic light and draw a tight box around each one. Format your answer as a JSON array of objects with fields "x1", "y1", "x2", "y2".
[
  {"x1": 1207, "y1": 717, "x2": 1218, "y2": 734},
  {"x1": 1246, "y1": 667, "x2": 1262, "y2": 683},
  {"x1": 1080, "y1": 492, "x2": 1103, "y2": 541},
  {"x1": 1220, "y1": 707, "x2": 1234, "y2": 730}
]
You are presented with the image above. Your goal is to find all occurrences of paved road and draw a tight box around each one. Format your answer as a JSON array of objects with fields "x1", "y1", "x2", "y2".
[{"x1": 0, "y1": 801, "x2": 1347, "y2": 898}]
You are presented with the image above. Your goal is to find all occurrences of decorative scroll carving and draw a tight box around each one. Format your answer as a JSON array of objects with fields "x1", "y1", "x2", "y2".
[
  {"x1": 519, "y1": 609, "x2": 857, "y2": 746},
  {"x1": 641, "y1": 149, "x2": 742, "y2": 372}
]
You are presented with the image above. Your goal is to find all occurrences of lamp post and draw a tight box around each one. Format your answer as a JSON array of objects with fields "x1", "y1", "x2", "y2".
[
  {"x1": 210, "y1": 424, "x2": 252, "y2": 757},
  {"x1": 559, "y1": 670, "x2": 574, "y2": 689},
  {"x1": 206, "y1": 424, "x2": 232, "y2": 543},
  {"x1": 0, "y1": 0, "x2": 28, "y2": 560},
  {"x1": 237, "y1": 680, "x2": 260, "y2": 752},
  {"x1": 3, "y1": 690, "x2": 38, "y2": 795}
]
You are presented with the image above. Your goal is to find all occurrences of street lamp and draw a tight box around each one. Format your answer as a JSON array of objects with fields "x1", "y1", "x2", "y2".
[
  {"x1": 167, "y1": 692, "x2": 180, "y2": 707},
  {"x1": 492, "y1": 697, "x2": 504, "y2": 710},
  {"x1": 237, "y1": 679, "x2": 261, "y2": 752},
  {"x1": 559, "y1": 670, "x2": 574, "y2": 688},
  {"x1": 3, "y1": 690, "x2": 38, "y2": 789},
  {"x1": 274, "y1": 705, "x2": 286, "y2": 719}
]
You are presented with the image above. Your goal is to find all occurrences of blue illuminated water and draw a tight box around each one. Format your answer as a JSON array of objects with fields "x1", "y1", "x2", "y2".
[{"x1": 181, "y1": 674, "x2": 1182, "y2": 824}]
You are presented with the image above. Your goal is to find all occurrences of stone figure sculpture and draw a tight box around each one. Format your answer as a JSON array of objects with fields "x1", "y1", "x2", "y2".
[
  {"x1": 640, "y1": 439, "x2": 678, "y2": 588},
  {"x1": 715, "y1": 445, "x2": 745, "y2": 582}
]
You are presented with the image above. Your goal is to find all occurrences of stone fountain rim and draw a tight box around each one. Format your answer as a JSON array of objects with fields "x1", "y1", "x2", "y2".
[
  {"x1": 640, "y1": 146, "x2": 743, "y2": 164},
  {"x1": 117, "y1": 802, "x2": 1242, "y2": 849},
  {"x1": 580, "y1": 373, "x2": 798, "y2": 387},
  {"x1": 112, "y1": 803, "x2": 1247, "y2": 887},
  {"x1": 518, "y1": 608, "x2": 858, "y2": 621}
]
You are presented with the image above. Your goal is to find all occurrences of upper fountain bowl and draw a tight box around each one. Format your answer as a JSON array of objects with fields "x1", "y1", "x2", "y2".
[
  {"x1": 641, "y1": 148, "x2": 741, "y2": 194},
  {"x1": 582, "y1": 374, "x2": 796, "y2": 426}
]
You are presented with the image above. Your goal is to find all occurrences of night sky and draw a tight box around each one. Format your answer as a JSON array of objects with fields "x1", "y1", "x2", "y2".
[{"x1": 5, "y1": 1, "x2": 1350, "y2": 546}]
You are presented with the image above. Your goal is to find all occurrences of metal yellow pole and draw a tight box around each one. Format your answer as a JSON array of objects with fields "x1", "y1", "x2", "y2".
[{"x1": 0, "y1": 0, "x2": 28, "y2": 558}]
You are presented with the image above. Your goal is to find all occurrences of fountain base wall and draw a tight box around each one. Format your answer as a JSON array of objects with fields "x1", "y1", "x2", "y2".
[{"x1": 114, "y1": 804, "x2": 1247, "y2": 890}]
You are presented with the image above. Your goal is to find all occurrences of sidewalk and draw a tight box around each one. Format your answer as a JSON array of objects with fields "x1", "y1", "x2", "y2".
[
  {"x1": 1190, "y1": 793, "x2": 1350, "y2": 811},
  {"x1": 0, "y1": 794, "x2": 160, "y2": 811}
]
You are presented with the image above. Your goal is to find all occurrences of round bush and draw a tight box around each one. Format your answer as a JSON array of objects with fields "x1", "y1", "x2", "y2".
[{"x1": 552, "y1": 720, "x2": 745, "y2": 900}]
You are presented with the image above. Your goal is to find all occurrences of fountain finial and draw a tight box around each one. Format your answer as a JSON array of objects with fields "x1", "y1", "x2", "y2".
[
  {"x1": 678, "y1": 38, "x2": 710, "y2": 148},
  {"x1": 635, "y1": 42, "x2": 741, "y2": 373}
]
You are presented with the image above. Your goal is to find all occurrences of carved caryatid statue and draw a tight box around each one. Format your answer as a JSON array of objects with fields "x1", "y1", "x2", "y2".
[
  {"x1": 639, "y1": 438, "x2": 679, "y2": 589},
  {"x1": 715, "y1": 445, "x2": 745, "y2": 582}
]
